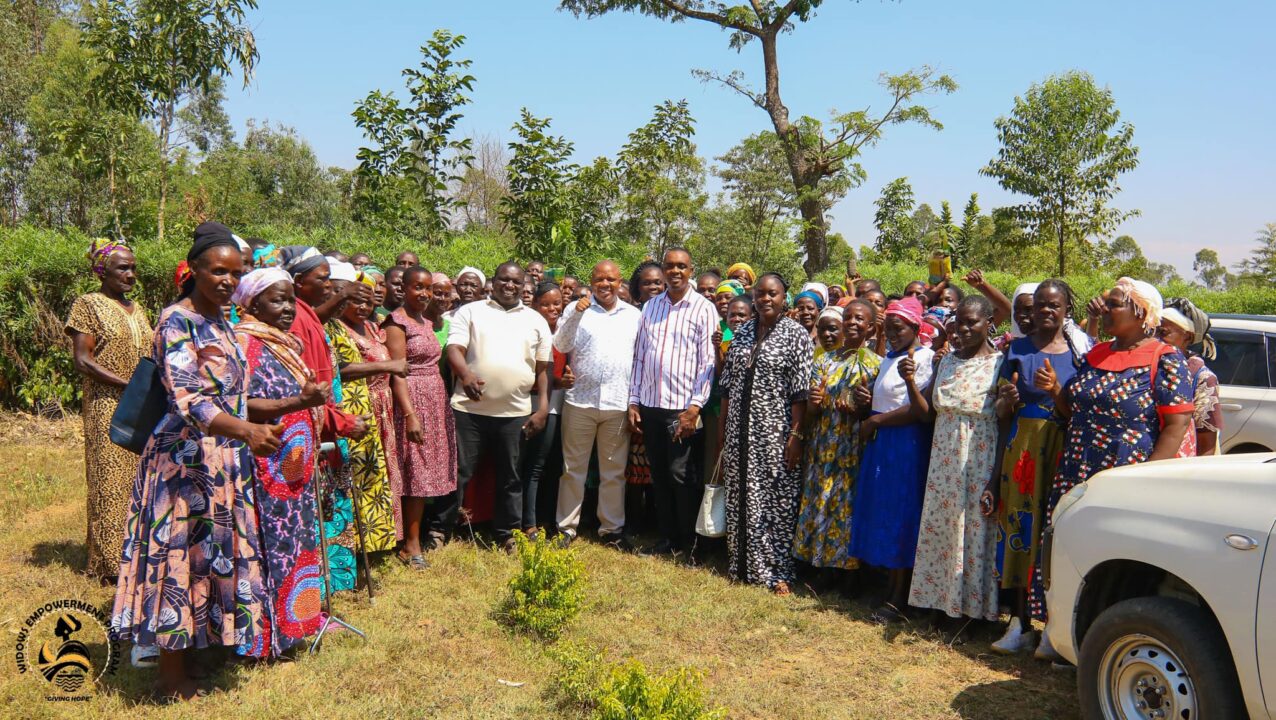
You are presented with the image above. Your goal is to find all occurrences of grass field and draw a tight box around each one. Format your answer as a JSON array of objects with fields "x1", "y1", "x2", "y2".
[{"x1": 0, "y1": 413, "x2": 1079, "y2": 719}]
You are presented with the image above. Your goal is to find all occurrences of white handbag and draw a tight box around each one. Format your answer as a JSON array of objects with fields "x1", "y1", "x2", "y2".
[{"x1": 695, "y1": 455, "x2": 726, "y2": 538}]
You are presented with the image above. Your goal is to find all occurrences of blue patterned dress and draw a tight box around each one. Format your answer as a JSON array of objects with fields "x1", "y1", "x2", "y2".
[
  {"x1": 111, "y1": 303, "x2": 272, "y2": 655},
  {"x1": 1029, "y1": 340, "x2": 1194, "y2": 617}
]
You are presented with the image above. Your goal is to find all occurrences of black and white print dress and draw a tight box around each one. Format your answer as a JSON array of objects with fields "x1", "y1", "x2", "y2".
[{"x1": 720, "y1": 316, "x2": 814, "y2": 588}]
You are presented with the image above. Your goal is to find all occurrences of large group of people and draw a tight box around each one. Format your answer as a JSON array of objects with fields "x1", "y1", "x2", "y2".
[{"x1": 65, "y1": 223, "x2": 1225, "y2": 700}]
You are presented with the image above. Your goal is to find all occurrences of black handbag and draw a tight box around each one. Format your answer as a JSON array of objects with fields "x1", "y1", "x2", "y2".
[{"x1": 109, "y1": 356, "x2": 167, "y2": 454}]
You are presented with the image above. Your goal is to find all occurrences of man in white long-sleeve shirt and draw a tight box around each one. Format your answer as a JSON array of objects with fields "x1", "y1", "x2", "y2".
[{"x1": 553, "y1": 260, "x2": 641, "y2": 548}]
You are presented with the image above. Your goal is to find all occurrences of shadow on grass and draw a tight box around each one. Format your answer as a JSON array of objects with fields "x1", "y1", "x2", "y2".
[
  {"x1": 950, "y1": 677, "x2": 1080, "y2": 720},
  {"x1": 28, "y1": 539, "x2": 86, "y2": 571}
]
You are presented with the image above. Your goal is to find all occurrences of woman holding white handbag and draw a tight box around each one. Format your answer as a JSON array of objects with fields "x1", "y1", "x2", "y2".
[{"x1": 717, "y1": 273, "x2": 813, "y2": 596}]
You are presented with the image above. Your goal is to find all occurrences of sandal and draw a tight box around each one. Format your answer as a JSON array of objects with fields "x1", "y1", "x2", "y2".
[
  {"x1": 772, "y1": 581, "x2": 792, "y2": 597},
  {"x1": 398, "y1": 551, "x2": 430, "y2": 571}
]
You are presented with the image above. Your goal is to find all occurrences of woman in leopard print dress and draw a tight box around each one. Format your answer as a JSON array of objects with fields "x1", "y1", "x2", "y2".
[{"x1": 66, "y1": 239, "x2": 153, "y2": 579}]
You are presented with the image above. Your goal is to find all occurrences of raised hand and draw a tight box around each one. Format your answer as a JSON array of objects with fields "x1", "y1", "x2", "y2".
[
  {"x1": 963, "y1": 269, "x2": 986, "y2": 287},
  {"x1": 852, "y1": 376, "x2": 872, "y2": 409},
  {"x1": 997, "y1": 372, "x2": 1021, "y2": 412},
  {"x1": 898, "y1": 347, "x2": 917, "y2": 383},
  {"x1": 575, "y1": 295, "x2": 591, "y2": 313},
  {"x1": 809, "y1": 379, "x2": 827, "y2": 407},
  {"x1": 1035, "y1": 357, "x2": 1059, "y2": 395},
  {"x1": 1086, "y1": 295, "x2": 1105, "y2": 320}
]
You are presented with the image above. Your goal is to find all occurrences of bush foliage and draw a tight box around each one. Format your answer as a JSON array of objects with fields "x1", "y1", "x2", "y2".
[
  {"x1": 4, "y1": 224, "x2": 1275, "y2": 411},
  {"x1": 548, "y1": 642, "x2": 727, "y2": 720},
  {"x1": 497, "y1": 529, "x2": 586, "y2": 640}
]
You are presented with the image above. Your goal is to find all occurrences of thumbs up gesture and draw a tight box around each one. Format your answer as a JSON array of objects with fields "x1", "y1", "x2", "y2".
[
  {"x1": 559, "y1": 365, "x2": 576, "y2": 390},
  {"x1": 1035, "y1": 357, "x2": 1060, "y2": 395},
  {"x1": 852, "y1": 375, "x2": 872, "y2": 409},
  {"x1": 898, "y1": 347, "x2": 917, "y2": 382},
  {"x1": 809, "y1": 377, "x2": 828, "y2": 407}
]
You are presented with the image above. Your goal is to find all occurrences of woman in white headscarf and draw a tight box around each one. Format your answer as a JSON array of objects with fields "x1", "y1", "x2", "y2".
[
  {"x1": 1160, "y1": 297, "x2": 1222, "y2": 455},
  {"x1": 1025, "y1": 277, "x2": 1194, "y2": 660}
]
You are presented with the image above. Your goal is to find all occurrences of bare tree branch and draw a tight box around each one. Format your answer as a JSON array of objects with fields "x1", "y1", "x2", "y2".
[
  {"x1": 656, "y1": 0, "x2": 763, "y2": 36},
  {"x1": 691, "y1": 68, "x2": 765, "y2": 109}
]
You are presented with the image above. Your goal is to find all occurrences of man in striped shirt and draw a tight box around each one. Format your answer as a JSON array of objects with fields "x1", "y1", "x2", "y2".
[{"x1": 627, "y1": 247, "x2": 719, "y2": 557}]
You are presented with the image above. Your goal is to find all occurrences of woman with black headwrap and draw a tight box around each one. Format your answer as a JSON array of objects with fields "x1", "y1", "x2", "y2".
[{"x1": 111, "y1": 222, "x2": 285, "y2": 701}]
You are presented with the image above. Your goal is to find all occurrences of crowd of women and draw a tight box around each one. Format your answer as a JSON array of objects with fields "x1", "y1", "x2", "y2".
[{"x1": 66, "y1": 222, "x2": 1223, "y2": 700}]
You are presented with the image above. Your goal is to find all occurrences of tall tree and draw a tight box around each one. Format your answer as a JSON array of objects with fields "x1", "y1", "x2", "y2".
[
  {"x1": 352, "y1": 29, "x2": 475, "y2": 239},
  {"x1": 501, "y1": 108, "x2": 578, "y2": 261},
  {"x1": 980, "y1": 71, "x2": 1140, "y2": 275},
  {"x1": 559, "y1": 0, "x2": 956, "y2": 275},
  {"x1": 615, "y1": 99, "x2": 704, "y2": 255},
  {"x1": 1193, "y1": 248, "x2": 1231, "y2": 290},
  {"x1": 954, "y1": 193, "x2": 979, "y2": 265},
  {"x1": 872, "y1": 177, "x2": 916, "y2": 261},
  {"x1": 1238, "y1": 223, "x2": 1276, "y2": 285},
  {"x1": 715, "y1": 131, "x2": 797, "y2": 262},
  {"x1": 83, "y1": 0, "x2": 258, "y2": 241},
  {"x1": 0, "y1": 0, "x2": 59, "y2": 226},
  {"x1": 453, "y1": 134, "x2": 510, "y2": 234}
]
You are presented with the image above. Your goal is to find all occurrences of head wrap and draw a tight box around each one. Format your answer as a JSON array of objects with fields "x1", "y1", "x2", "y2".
[
  {"x1": 1008, "y1": 282, "x2": 1040, "y2": 338},
  {"x1": 328, "y1": 260, "x2": 357, "y2": 283},
  {"x1": 233, "y1": 234, "x2": 250, "y2": 253},
  {"x1": 231, "y1": 267, "x2": 292, "y2": 308},
  {"x1": 188, "y1": 221, "x2": 239, "y2": 263},
  {"x1": 279, "y1": 245, "x2": 327, "y2": 278},
  {"x1": 918, "y1": 321, "x2": 939, "y2": 347},
  {"x1": 173, "y1": 260, "x2": 193, "y2": 290},
  {"x1": 357, "y1": 270, "x2": 378, "y2": 289},
  {"x1": 1115, "y1": 277, "x2": 1163, "y2": 330},
  {"x1": 458, "y1": 266, "x2": 486, "y2": 287},
  {"x1": 431, "y1": 271, "x2": 451, "y2": 285},
  {"x1": 726, "y1": 262, "x2": 756, "y2": 285},
  {"x1": 87, "y1": 237, "x2": 130, "y2": 277},
  {"x1": 715, "y1": 279, "x2": 745, "y2": 297},
  {"x1": 925, "y1": 306, "x2": 952, "y2": 328},
  {"x1": 361, "y1": 265, "x2": 384, "y2": 279},
  {"x1": 799, "y1": 282, "x2": 829, "y2": 306},
  {"x1": 1164, "y1": 297, "x2": 1216, "y2": 360},
  {"x1": 835, "y1": 296, "x2": 853, "y2": 309},
  {"x1": 817, "y1": 305, "x2": 844, "y2": 324},
  {"x1": 885, "y1": 296, "x2": 924, "y2": 328},
  {"x1": 252, "y1": 243, "x2": 280, "y2": 268},
  {"x1": 794, "y1": 290, "x2": 825, "y2": 311}
]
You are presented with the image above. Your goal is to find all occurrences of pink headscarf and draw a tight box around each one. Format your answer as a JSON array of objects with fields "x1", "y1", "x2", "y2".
[{"x1": 885, "y1": 296, "x2": 924, "y2": 328}]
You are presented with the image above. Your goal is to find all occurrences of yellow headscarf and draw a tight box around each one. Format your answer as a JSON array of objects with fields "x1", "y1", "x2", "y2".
[{"x1": 726, "y1": 262, "x2": 756, "y2": 286}]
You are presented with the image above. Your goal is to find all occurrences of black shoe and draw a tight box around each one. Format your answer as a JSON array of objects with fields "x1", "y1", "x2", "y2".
[
  {"x1": 500, "y1": 537, "x2": 518, "y2": 555},
  {"x1": 598, "y1": 532, "x2": 634, "y2": 553},
  {"x1": 641, "y1": 539, "x2": 676, "y2": 556},
  {"x1": 556, "y1": 532, "x2": 575, "y2": 550}
]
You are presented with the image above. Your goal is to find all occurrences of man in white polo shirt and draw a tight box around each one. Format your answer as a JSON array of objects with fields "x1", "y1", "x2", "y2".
[
  {"x1": 443, "y1": 261, "x2": 552, "y2": 551},
  {"x1": 552, "y1": 260, "x2": 640, "y2": 550}
]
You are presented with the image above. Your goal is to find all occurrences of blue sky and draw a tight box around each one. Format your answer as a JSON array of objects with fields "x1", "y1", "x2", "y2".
[{"x1": 222, "y1": 0, "x2": 1275, "y2": 277}]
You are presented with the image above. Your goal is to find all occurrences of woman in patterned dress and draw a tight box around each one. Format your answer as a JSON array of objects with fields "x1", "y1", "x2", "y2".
[
  {"x1": 720, "y1": 273, "x2": 813, "y2": 595},
  {"x1": 908, "y1": 296, "x2": 1004, "y2": 626},
  {"x1": 233, "y1": 268, "x2": 329, "y2": 657},
  {"x1": 1030, "y1": 277, "x2": 1194, "y2": 660},
  {"x1": 793, "y1": 300, "x2": 881, "y2": 586},
  {"x1": 329, "y1": 279, "x2": 407, "y2": 556},
  {"x1": 384, "y1": 266, "x2": 457, "y2": 568},
  {"x1": 66, "y1": 238, "x2": 153, "y2": 579},
  {"x1": 986, "y1": 280, "x2": 1087, "y2": 655},
  {"x1": 111, "y1": 226, "x2": 283, "y2": 701}
]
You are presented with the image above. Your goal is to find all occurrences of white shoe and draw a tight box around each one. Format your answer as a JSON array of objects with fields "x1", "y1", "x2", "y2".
[
  {"x1": 131, "y1": 643, "x2": 159, "y2": 668},
  {"x1": 1035, "y1": 629, "x2": 1062, "y2": 661},
  {"x1": 990, "y1": 618, "x2": 1037, "y2": 655}
]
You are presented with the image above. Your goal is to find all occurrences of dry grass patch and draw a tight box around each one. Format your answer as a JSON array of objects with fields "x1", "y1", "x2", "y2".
[{"x1": 0, "y1": 413, "x2": 1077, "y2": 719}]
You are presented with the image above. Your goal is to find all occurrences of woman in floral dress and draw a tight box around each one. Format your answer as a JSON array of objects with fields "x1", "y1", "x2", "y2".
[
  {"x1": 793, "y1": 300, "x2": 881, "y2": 578},
  {"x1": 908, "y1": 296, "x2": 1004, "y2": 625},
  {"x1": 384, "y1": 266, "x2": 457, "y2": 568},
  {"x1": 720, "y1": 273, "x2": 813, "y2": 595},
  {"x1": 233, "y1": 268, "x2": 328, "y2": 657},
  {"x1": 111, "y1": 225, "x2": 283, "y2": 701},
  {"x1": 330, "y1": 288, "x2": 405, "y2": 555},
  {"x1": 66, "y1": 238, "x2": 153, "y2": 579},
  {"x1": 1029, "y1": 277, "x2": 1194, "y2": 660}
]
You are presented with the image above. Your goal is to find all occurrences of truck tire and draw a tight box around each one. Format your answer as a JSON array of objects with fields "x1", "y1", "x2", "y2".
[{"x1": 1077, "y1": 596, "x2": 1245, "y2": 720}]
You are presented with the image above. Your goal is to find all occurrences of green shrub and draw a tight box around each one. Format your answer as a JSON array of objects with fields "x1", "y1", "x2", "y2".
[
  {"x1": 497, "y1": 530, "x2": 586, "y2": 640},
  {"x1": 547, "y1": 642, "x2": 727, "y2": 720}
]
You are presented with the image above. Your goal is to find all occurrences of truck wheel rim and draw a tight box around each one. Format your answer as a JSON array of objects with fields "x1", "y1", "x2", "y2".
[{"x1": 1098, "y1": 633, "x2": 1197, "y2": 719}]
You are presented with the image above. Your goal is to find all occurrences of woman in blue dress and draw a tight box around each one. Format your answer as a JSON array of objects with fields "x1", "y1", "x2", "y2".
[{"x1": 1029, "y1": 277, "x2": 1193, "y2": 660}]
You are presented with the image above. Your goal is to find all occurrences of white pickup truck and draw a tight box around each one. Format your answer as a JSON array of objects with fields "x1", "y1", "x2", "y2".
[{"x1": 1044, "y1": 453, "x2": 1276, "y2": 720}]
